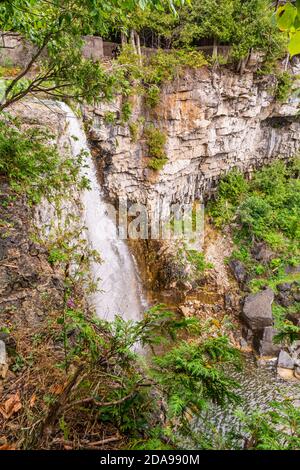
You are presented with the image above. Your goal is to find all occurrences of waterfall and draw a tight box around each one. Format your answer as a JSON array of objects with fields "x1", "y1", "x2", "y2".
[{"x1": 59, "y1": 102, "x2": 144, "y2": 322}]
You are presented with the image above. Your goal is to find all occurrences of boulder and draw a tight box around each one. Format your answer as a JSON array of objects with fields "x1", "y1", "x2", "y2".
[
  {"x1": 254, "y1": 326, "x2": 281, "y2": 357},
  {"x1": 277, "y1": 350, "x2": 294, "y2": 369},
  {"x1": 229, "y1": 259, "x2": 247, "y2": 284},
  {"x1": 242, "y1": 288, "x2": 274, "y2": 330}
]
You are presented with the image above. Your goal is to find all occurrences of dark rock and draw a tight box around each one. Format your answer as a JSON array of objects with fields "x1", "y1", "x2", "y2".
[
  {"x1": 277, "y1": 350, "x2": 294, "y2": 369},
  {"x1": 241, "y1": 288, "x2": 274, "y2": 330},
  {"x1": 293, "y1": 292, "x2": 300, "y2": 302},
  {"x1": 224, "y1": 293, "x2": 233, "y2": 310},
  {"x1": 0, "y1": 332, "x2": 9, "y2": 342},
  {"x1": 254, "y1": 326, "x2": 281, "y2": 357},
  {"x1": 287, "y1": 312, "x2": 300, "y2": 327},
  {"x1": 277, "y1": 283, "x2": 292, "y2": 292},
  {"x1": 0, "y1": 332, "x2": 16, "y2": 353},
  {"x1": 242, "y1": 326, "x2": 253, "y2": 343},
  {"x1": 0, "y1": 239, "x2": 7, "y2": 261},
  {"x1": 285, "y1": 265, "x2": 300, "y2": 275},
  {"x1": 276, "y1": 292, "x2": 293, "y2": 308},
  {"x1": 294, "y1": 365, "x2": 300, "y2": 380},
  {"x1": 229, "y1": 259, "x2": 247, "y2": 284}
]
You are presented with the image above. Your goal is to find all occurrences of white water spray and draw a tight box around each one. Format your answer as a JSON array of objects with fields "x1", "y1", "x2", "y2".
[{"x1": 59, "y1": 103, "x2": 144, "y2": 322}]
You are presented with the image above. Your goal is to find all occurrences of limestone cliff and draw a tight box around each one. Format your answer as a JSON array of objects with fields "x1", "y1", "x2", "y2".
[{"x1": 85, "y1": 65, "x2": 300, "y2": 206}]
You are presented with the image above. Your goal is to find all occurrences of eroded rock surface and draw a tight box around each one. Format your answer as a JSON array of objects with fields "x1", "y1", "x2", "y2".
[{"x1": 86, "y1": 66, "x2": 300, "y2": 207}]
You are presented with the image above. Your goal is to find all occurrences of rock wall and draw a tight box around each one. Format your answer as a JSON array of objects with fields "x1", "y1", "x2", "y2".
[
  {"x1": 0, "y1": 101, "x2": 79, "y2": 329},
  {"x1": 0, "y1": 32, "x2": 105, "y2": 66},
  {"x1": 85, "y1": 65, "x2": 300, "y2": 207}
]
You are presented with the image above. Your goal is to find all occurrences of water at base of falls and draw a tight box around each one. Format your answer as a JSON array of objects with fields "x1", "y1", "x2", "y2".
[{"x1": 58, "y1": 102, "x2": 145, "y2": 322}]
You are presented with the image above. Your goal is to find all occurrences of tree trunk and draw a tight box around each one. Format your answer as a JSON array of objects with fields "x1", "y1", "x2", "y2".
[
  {"x1": 284, "y1": 53, "x2": 290, "y2": 71},
  {"x1": 130, "y1": 29, "x2": 137, "y2": 53},
  {"x1": 134, "y1": 31, "x2": 142, "y2": 65},
  {"x1": 121, "y1": 32, "x2": 127, "y2": 46},
  {"x1": 213, "y1": 37, "x2": 218, "y2": 58}
]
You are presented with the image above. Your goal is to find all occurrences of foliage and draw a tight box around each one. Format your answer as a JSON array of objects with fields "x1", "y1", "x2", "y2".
[
  {"x1": 0, "y1": 0, "x2": 176, "y2": 110},
  {"x1": 210, "y1": 160, "x2": 300, "y2": 253},
  {"x1": 51, "y1": 304, "x2": 241, "y2": 446},
  {"x1": 208, "y1": 169, "x2": 249, "y2": 227},
  {"x1": 276, "y1": 1, "x2": 300, "y2": 57},
  {"x1": 210, "y1": 158, "x2": 300, "y2": 360},
  {"x1": 144, "y1": 124, "x2": 168, "y2": 170},
  {"x1": 0, "y1": 116, "x2": 89, "y2": 204},
  {"x1": 103, "y1": 111, "x2": 117, "y2": 124},
  {"x1": 237, "y1": 399, "x2": 300, "y2": 450},
  {"x1": 209, "y1": 158, "x2": 300, "y2": 291},
  {"x1": 127, "y1": 0, "x2": 286, "y2": 62},
  {"x1": 275, "y1": 71, "x2": 294, "y2": 102},
  {"x1": 186, "y1": 249, "x2": 212, "y2": 273},
  {"x1": 115, "y1": 45, "x2": 207, "y2": 110}
]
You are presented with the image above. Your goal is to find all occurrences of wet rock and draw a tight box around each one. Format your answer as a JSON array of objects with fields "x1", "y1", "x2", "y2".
[
  {"x1": 255, "y1": 326, "x2": 281, "y2": 357},
  {"x1": 229, "y1": 259, "x2": 247, "y2": 284},
  {"x1": 242, "y1": 288, "x2": 274, "y2": 330},
  {"x1": 277, "y1": 350, "x2": 294, "y2": 369},
  {"x1": 0, "y1": 340, "x2": 8, "y2": 379}
]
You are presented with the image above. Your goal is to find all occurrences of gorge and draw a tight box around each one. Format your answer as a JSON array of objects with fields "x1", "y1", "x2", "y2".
[{"x1": 1, "y1": 0, "x2": 300, "y2": 452}]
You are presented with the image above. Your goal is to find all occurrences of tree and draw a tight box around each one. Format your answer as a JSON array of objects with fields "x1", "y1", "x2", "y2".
[
  {"x1": 175, "y1": 0, "x2": 236, "y2": 56},
  {"x1": 138, "y1": 0, "x2": 286, "y2": 63},
  {"x1": 0, "y1": 0, "x2": 180, "y2": 110}
]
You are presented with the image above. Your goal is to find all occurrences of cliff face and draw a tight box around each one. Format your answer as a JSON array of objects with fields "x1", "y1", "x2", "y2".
[{"x1": 86, "y1": 65, "x2": 300, "y2": 206}]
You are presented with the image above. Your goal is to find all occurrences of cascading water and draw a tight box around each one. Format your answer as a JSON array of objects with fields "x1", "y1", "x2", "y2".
[{"x1": 59, "y1": 102, "x2": 145, "y2": 322}]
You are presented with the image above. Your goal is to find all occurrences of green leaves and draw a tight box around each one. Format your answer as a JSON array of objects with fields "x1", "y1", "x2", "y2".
[
  {"x1": 239, "y1": 399, "x2": 300, "y2": 450},
  {"x1": 288, "y1": 29, "x2": 300, "y2": 57},
  {"x1": 276, "y1": 3, "x2": 297, "y2": 32},
  {"x1": 276, "y1": 1, "x2": 300, "y2": 57}
]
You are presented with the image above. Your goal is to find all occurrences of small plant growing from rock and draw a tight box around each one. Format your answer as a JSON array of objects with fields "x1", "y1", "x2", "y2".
[{"x1": 144, "y1": 125, "x2": 168, "y2": 171}]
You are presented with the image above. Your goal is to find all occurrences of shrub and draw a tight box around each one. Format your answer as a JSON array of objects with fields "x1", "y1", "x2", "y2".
[
  {"x1": 144, "y1": 125, "x2": 168, "y2": 171},
  {"x1": 275, "y1": 71, "x2": 294, "y2": 103},
  {"x1": 0, "y1": 117, "x2": 89, "y2": 204}
]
